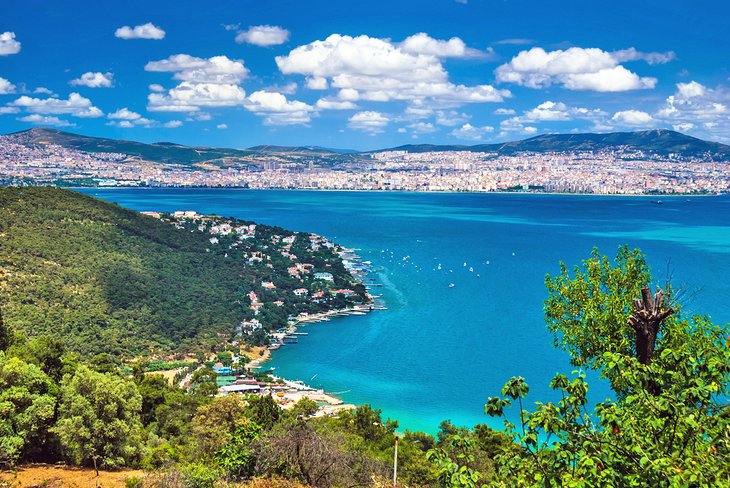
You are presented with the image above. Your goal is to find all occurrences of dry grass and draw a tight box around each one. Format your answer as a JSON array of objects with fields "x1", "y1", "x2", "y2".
[{"x1": 0, "y1": 464, "x2": 146, "y2": 488}]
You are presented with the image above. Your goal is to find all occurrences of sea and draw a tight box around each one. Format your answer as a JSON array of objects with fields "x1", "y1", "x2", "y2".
[{"x1": 79, "y1": 188, "x2": 730, "y2": 433}]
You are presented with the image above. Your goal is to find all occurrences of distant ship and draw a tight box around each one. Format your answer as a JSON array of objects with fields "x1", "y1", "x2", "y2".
[{"x1": 449, "y1": 283, "x2": 455, "y2": 288}]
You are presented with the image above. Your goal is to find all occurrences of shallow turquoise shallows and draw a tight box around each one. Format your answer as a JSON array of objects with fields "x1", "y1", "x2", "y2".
[{"x1": 80, "y1": 189, "x2": 730, "y2": 433}]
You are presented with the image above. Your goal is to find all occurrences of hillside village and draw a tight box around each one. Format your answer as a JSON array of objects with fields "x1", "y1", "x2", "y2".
[{"x1": 149, "y1": 210, "x2": 372, "y2": 348}]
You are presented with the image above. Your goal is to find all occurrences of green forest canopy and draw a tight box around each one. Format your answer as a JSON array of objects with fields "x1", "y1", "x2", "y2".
[{"x1": 0, "y1": 187, "x2": 363, "y2": 357}]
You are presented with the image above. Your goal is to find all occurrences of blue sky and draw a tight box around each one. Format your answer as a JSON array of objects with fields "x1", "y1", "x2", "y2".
[{"x1": 0, "y1": 0, "x2": 728, "y2": 150}]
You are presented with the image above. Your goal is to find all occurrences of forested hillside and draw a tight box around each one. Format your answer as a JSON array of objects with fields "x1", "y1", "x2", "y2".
[
  {"x1": 0, "y1": 187, "x2": 365, "y2": 356},
  {"x1": 0, "y1": 187, "x2": 247, "y2": 355}
]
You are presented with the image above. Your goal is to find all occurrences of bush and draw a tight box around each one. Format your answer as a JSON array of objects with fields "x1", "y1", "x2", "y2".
[
  {"x1": 124, "y1": 476, "x2": 144, "y2": 488},
  {"x1": 181, "y1": 463, "x2": 223, "y2": 488}
]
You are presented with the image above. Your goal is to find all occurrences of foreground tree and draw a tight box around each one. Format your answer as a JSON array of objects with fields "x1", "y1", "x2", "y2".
[
  {"x1": 254, "y1": 419, "x2": 386, "y2": 487},
  {"x1": 0, "y1": 352, "x2": 57, "y2": 466},
  {"x1": 52, "y1": 365, "x2": 143, "y2": 470},
  {"x1": 192, "y1": 394, "x2": 249, "y2": 456},
  {"x1": 486, "y1": 247, "x2": 730, "y2": 486}
]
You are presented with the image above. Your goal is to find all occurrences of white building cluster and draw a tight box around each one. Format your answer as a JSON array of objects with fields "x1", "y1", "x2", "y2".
[{"x1": 2, "y1": 130, "x2": 729, "y2": 194}]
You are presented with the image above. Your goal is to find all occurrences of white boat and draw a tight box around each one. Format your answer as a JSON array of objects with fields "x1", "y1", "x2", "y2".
[{"x1": 449, "y1": 283, "x2": 455, "y2": 288}]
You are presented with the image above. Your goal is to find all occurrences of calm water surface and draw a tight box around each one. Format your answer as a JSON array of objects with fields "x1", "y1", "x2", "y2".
[{"x1": 80, "y1": 189, "x2": 730, "y2": 433}]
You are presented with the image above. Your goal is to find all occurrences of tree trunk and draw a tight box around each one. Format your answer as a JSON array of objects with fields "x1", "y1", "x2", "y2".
[
  {"x1": 628, "y1": 287, "x2": 673, "y2": 394},
  {"x1": 93, "y1": 456, "x2": 99, "y2": 488}
]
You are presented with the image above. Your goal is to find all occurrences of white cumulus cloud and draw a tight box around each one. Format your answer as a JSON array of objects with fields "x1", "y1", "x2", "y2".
[
  {"x1": 235, "y1": 25, "x2": 290, "y2": 46},
  {"x1": 408, "y1": 121, "x2": 438, "y2": 133},
  {"x1": 494, "y1": 108, "x2": 516, "y2": 115},
  {"x1": 107, "y1": 107, "x2": 153, "y2": 127},
  {"x1": 0, "y1": 77, "x2": 16, "y2": 94},
  {"x1": 19, "y1": 114, "x2": 75, "y2": 127},
  {"x1": 146, "y1": 54, "x2": 248, "y2": 84},
  {"x1": 435, "y1": 110, "x2": 470, "y2": 126},
  {"x1": 348, "y1": 111, "x2": 389, "y2": 133},
  {"x1": 499, "y1": 101, "x2": 608, "y2": 134},
  {"x1": 148, "y1": 82, "x2": 247, "y2": 112},
  {"x1": 145, "y1": 54, "x2": 249, "y2": 112},
  {"x1": 108, "y1": 107, "x2": 143, "y2": 120},
  {"x1": 10, "y1": 93, "x2": 103, "y2": 117},
  {"x1": 495, "y1": 47, "x2": 658, "y2": 92},
  {"x1": 306, "y1": 77, "x2": 329, "y2": 90},
  {"x1": 315, "y1": 98, "x2": 357, "y2": 110},
  {"x1": 0, "y1": 32, "x2": 21, "y2": 55},
  {"x1": 70, "y1": 72, "x2": 114, "y2": 88},
  {"x1": 244, "y1": 90, "x2": 315, "y2": 125},
  {"x1": 654, "y1": 81, "x2": 730, "y2": 141},
  {"x1": 611, "y1": 47, "x2": 676, "y2": 65},
  {"x1": 451, "y1": 123, "x2": 494, "y2": 141},
  {"x1": 115, "y1": 23, "x2": 165, "y2": 40},
  {"x1": 676, "y1": 81, "x2": 706, "y2": 99},
  {"x1": 277, "y1": 33, "x2": 509, "y2": 106},
  {"x1": 400, "y1": 32, "x2": 483, "y2": 58},
  {"x1": 561, "y1": 66, "x2": 656, "y2": 92},
  {"x1": 612, "y1": 110, "x2": 654, "y2": 125}
]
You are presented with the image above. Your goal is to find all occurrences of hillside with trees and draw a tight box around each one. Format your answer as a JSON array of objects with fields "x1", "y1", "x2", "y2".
[{"x1": 0, "y1": 187, "x2": 367, "y2": 356}]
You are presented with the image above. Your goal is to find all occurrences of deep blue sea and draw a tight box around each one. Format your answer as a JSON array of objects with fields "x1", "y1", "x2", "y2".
[{"x1": 79, "y1": 189, "x2": 730, "y2": 433}]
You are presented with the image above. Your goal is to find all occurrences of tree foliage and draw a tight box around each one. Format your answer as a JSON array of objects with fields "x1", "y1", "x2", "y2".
[
  {"x1": 486, "y1": 247, "x2": 730, "y2": 486},
  {"x1": 0, "y1": 187, "x2": 366, "y2": 356},
  {"x1": 52, "y1": 365, "x2": 143, "y2": 469},
  {"x1": 0, "y1": 352, "x2": 57, "y2": 466},
  {"x1": 544, "y1": 246, "x2": 652, "y2": 369},
  {"x1": 192, "y1": 394, "x2": 249, "y2": 457}
]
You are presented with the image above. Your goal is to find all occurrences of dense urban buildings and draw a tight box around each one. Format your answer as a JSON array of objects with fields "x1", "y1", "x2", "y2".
[{"x1": 1, "y1": 129, "x2": 728, "y2": 194}]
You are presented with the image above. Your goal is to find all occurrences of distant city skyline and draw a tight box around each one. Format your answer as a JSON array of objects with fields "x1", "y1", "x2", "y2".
[{"x1": 0, "y1": 0, "x2": 728, "y2": 150}]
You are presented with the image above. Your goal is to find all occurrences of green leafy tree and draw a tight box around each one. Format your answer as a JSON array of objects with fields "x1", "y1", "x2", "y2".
[
  {"x1": 137, "y1": 373, "x2": 173, "y2": 425},
  {"x1": 9, "y1": 335, "x2": 67, "y2": 382},
  {"x1": 245, "y1": 394, "x2": 281, "y2": 430},
  {"x1": 289, "y1": 397, "x2": 318, "y2": 418},
  {"x1": 52, "y1": 365, "x2": 143, "y2": 470},
  {"x1": 0, "y1": 352, "x2": 57, "y2": 466},
  {"x1": 215, "y1": 420, "x2": 262, "y2": 479},
  {"x1": 349, "y1": 404, "x2": 397, "y2": 442},
  {"x1": 89, "y1": 352, "x2": 122, "y2": 375},
  {"x1": 486, "y1": 247, "x2": 730, "y2": 486},
  {"x1": 189, "y1": 367, "x2": 219, "y2": 397},
  {"x1": 544, "y1": 245, "x2": 652, "y2": 370},
  {"x1": 192, "y1": 394, "x2": 248, "y2": 457},
  {"x1": 217, "y1": 351, "x2": 233, "y2": 367},
  {"x1": 427, "y1": 435, "x2": 484, "y2": 488}
]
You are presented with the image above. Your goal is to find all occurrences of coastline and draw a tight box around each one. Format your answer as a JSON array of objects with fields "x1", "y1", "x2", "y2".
[
  {"x1": 245, "y1": 245, "x2": 385, "y2": 411},
  {"x1": 75, "y1": 186, "x2": 720, "y2": 198}
]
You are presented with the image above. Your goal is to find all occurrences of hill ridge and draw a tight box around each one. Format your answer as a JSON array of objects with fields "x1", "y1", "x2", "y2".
[{"x1": 6, "y1": 127, "x2": 729, "y2": 160}]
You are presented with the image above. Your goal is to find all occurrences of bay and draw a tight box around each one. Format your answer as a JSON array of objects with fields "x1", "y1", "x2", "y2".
[{"x1": 79, "y1": 188, "x2": 730, "y2": 433}]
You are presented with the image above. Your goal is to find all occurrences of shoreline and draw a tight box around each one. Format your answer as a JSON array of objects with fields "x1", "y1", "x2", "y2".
[
  {"x1": 245, "y1": 246, "x2": 385, "y2": 410},
  {"x1": 75, "y1": 186, "x2": 721, "y2": 198}
]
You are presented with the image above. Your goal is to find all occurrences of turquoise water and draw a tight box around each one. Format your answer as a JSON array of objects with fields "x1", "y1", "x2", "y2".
[{"x1": 80, "y1": 189, "x2": 730, "y2": 433}]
